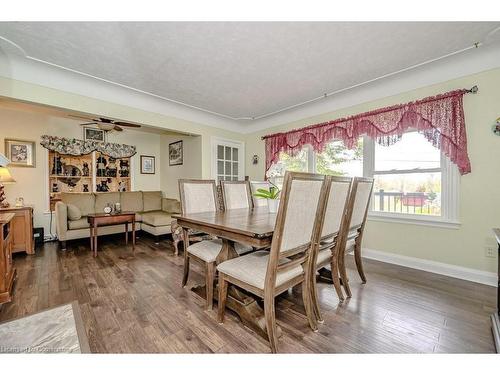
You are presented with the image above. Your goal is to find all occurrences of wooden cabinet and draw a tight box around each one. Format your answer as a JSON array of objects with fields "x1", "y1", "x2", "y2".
[
  {"x1": 0, "y1": 206, "x2": 34, "y2": 254},
  {"x1": 0, "y1": 213, "x2": 16, "y2": 304}
]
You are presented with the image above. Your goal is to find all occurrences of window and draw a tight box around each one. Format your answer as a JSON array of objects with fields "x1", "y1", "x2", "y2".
[{"x1": 269, "y1": 132, "x2": 459, "y2": 227}]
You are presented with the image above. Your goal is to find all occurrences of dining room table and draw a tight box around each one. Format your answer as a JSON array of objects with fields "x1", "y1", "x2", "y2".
[{"x1": 173, "y1": 206, "x2": 280, "y2": 340}]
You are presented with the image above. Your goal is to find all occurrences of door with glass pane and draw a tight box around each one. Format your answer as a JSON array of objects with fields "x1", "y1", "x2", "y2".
[{"x1": 212, "y1": 138, "x2": 245, "y2": 183}]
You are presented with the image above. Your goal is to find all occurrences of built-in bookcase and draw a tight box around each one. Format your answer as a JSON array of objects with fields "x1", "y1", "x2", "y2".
[{"x1": 48, "y1": 150, "x2": 132, "y2": 211}]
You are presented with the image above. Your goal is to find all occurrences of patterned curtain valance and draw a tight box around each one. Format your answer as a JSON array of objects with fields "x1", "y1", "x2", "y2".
[
  {"x1": 40, "y1": 135, "x2": 137, "y2": 158},
  {"x1": 263, "y1": 89, "x2": 472, "y2": 175}
]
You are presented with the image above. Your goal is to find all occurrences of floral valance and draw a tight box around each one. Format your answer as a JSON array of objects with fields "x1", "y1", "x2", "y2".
[
  {"x1": 40, "y1": 135, "x2": 137, "y2": 158},
  {"x1": 263, "y1": 89, "x2": 472, "y2": 175}
]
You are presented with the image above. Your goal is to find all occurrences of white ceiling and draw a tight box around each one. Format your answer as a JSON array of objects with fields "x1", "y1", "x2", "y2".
[{"x1": 0, "y1": 22, "x2": 499, "y2": 124}]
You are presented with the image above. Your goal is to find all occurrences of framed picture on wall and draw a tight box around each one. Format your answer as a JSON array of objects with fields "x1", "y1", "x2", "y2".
[
  {"x1": 83, "y1": 126, "x2": 106, "y2": 142},
  {"x1": 4, "y1": 139, "x2": 36, "y2": 167},
  {"x1": 169, "y1": 140, "x2": 183, "y2": 166},
  {"x1": 141, "y1": 155, "x2": 156, "y2": 174}
]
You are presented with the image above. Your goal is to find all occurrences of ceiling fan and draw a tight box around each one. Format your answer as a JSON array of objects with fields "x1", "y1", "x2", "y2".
[{"x1": 69, "y1": 114, "x2": 141, "y2": 132}]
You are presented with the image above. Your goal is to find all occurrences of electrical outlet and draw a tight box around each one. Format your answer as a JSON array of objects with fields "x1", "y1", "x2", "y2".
[{"x1": 485, "y1": 246, "x2": 496, "y2": 258}]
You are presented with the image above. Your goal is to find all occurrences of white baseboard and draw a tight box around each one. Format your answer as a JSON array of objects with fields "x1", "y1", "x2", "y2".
[{"x1": 361, "y1": 248, "x2": 497, "y2": 287}]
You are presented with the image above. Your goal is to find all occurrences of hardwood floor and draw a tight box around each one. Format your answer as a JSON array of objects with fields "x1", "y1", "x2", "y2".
[{"x1": 0, "y1": 233, "x2": 496, "y2": 353}]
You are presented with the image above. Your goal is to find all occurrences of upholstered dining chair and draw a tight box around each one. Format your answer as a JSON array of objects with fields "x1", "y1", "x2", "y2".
[
  {"x1": 338, "y1": 177, "x2": 374, "y2": 298},
  {"x1": 178, "y1": 179, "x2": 223, "y2": 310},
  {"x1": 217, "y1": 171, "x2": 329, "y2": 353},
  {"x1": 220, "y1": 180, "x2": 254, "y2": 210},
  {"x1": 309, "y1": 176, "x2": 352, "y2": 322},
  {"x1": 249, "y1": 181, "x2": 271, "y2": 208}
]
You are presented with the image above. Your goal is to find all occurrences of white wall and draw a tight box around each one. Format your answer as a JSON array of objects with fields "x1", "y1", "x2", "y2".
[
  {"x1": 160, "y1": 134, "x2": 202, "y2": 198},
  {"x1": 0, "y1": 106, "x2": 161, "y2": 237}
]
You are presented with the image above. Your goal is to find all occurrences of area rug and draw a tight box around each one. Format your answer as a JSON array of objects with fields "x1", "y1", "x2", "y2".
[{"x1": 0, "y1": 301, "x2": 90, "y2": 353}]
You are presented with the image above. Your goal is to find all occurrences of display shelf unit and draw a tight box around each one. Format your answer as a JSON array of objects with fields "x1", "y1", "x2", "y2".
[
  {"x1": 48, "y1": 151, "x2": 93, "y2": 211},
  {"x1": 48, "y1": 150, "x2": 132, "y2": 211}
]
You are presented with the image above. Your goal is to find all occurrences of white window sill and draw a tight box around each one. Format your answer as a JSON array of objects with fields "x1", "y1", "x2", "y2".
[{"x1": 367, "y1": 212, "x2": 461, "y2": 229}]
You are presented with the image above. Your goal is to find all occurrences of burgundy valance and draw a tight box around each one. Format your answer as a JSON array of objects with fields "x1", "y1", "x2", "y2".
[{"x1": 263, "y1": 89, "x2": 471, "y2": 175}]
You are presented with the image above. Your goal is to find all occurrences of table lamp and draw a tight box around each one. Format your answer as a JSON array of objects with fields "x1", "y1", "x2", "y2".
[{"x1": 0, "y1": 166, "x2": 16, "y2": 208}]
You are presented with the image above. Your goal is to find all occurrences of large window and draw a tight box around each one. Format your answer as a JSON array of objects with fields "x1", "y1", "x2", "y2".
[{"x1": 269, "y1": 132, "x2": 459, "y2": 226}]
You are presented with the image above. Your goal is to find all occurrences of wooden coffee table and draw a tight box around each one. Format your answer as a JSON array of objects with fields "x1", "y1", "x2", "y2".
[{"x1": 87, "y1": 212, "x2": 136, "y2": 257}]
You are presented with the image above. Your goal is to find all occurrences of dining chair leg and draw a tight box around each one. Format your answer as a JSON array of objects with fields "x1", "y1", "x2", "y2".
[
  {"x1": 302, "y1": 279, "x2": 318, "y2": 332},
  {"x1": 354, "y1": 242, "x2": 367, "y2": 283},
  {"x1": 205, "y1": 262, "x2": 215, "y2": 310},
  {"x1": 331, "y1": 248, "x2": 345, "y2": 302},
  {"x1": 182, "y1": 229, "x2": 190, "y2": 287},
  {"x1": 310, "y1": 272, "x2": 324, "y2": 323},
  {"x1": 182, "y1": 255, "x2": 190, "y2": 287},
  {"x1": 217, "y1": 275, "x2": 228, "y2": 323},
  {"x1": 338, "y1": 249, "x2": 352, "y2": 298},
  {"x1": 263, "y1": 293, "x2": 279, "y2": 354}
]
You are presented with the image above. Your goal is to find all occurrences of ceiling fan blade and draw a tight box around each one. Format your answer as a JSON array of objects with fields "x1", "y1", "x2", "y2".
[
  {"x1": 114, "y1": 125, "x2": 124, "y2": 132},
  {"x1": 80, "y1": 122, "x2": 98, "y2": 126},
  {"x1": 114, "y1": 121, "x2": 141, "y2": 128},
  {"x1": 69, "y1": 114, "x2": 95, "y2": 121}
]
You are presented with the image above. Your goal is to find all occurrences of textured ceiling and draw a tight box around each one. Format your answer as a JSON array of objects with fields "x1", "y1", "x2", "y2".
[{"x1": 0, "y1": 22, "x2": 499, "y2": 121}]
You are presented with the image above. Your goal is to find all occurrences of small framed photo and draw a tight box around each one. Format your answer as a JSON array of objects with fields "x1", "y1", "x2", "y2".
[
  {"x1": 141, "y1": 155, "x2": 155, "y2": 174},
  {"x1": 169, "y1": 140, "x2": 183, "y2": 166},
  {"x1": 83, "y1": 126, "x2": 106, "y2": 142},
  {"x1": 4, "y1": 139, "x2": 36, "y2": 167}
]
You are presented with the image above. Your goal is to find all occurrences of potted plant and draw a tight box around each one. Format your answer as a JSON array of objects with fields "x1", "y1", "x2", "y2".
[{"x1": 253, "y1": 182, "x2": 281, "y2": 213}]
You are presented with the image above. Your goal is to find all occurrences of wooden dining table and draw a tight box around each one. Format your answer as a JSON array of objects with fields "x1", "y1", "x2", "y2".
[{"x1": 173, "y1": 207, "x2": 279, "y2": 340}]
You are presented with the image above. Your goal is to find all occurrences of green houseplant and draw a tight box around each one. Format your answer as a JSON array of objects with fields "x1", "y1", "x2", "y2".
[{"x1": 253, "y1": 182, "x2": 281, "y2": 213}]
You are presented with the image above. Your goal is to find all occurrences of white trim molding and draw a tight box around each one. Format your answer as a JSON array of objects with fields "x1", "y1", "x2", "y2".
[{"x1": 361, "y1": 248, "x2": 496, "y2": 286}]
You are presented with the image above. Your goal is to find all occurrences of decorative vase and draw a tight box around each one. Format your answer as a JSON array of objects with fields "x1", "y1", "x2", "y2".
[{"x1": 267, "y1": 199, "x2": 280, "y2": 213}]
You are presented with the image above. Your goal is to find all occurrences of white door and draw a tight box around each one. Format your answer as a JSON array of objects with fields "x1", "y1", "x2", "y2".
[{"x1": 211, "y1": 137, "x2": 245, "y2": 184}]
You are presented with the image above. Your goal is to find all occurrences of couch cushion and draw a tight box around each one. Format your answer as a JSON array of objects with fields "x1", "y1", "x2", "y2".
[
  {"x1": 143, "y1": 191, "x2": 162, "y2": 212},
  {"x1": 162, "y1": 198, "x2": 181, "y2": 214},
  {"x1": 95, "y1": 192, "x2": 120, "y2": 213},
  {"x1": 141, "y1": 211, "x2": 172, "y2": 227},
  {"x1": 68, "y1": 218, "x2": 90, "y2": 230},
  {"x1": 120, "y1": 191, "x2": 143, "y2": 212},
  {"x1": 61, "y1": 193, "x2": 95, "y2": 216},
  {"x1": 67, "y1": 204, "x2": 82, "y2": 221}
]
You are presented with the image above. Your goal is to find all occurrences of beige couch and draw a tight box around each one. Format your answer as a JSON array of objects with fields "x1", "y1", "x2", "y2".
[{"x1": 55, "y1": 191, "x2": 181, "y2": 250}]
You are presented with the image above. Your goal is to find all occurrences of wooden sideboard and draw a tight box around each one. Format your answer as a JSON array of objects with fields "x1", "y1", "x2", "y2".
[
  {"x1": 0, "y1": 213, "x2": 16, "y2": 304},
  {"x1": 0, "y1": 206, "x2": 34, "y2": 255}
]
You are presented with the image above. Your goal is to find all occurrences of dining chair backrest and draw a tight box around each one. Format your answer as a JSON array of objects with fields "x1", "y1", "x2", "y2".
[
  {"x1": 220, "y1": 180, "x2": 253, "y2": 210},
  {"x1": 178, "y1": 179, "x2": 219, "y2": 215},
  {"x1": 265, "y1": 171, "x2": 328, "y2": 289},
  {"x1": 320, "y1": 176, "x2": 353, "y2": 242},
  {"x1": 250, "y1": 181, "x2": 271, "y2": 207},
  {"x1": 346, "y1": 177, "x2": 374, "y2": 232}
]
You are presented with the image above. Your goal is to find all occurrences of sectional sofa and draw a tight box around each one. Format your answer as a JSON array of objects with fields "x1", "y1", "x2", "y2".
[{"x1": 55, "y1": 191, "x2": 181, "y2": 250}]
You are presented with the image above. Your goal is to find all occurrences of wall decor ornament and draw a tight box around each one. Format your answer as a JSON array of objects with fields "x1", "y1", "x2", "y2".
[
  {"x1": 40, "y1": 135, "x2": 136, "y2": 158},
  {"x1": 262, "y1": 88, "x2": 475, "y2": 176},
  {"x1": 4, "y1": 139, "x2": 36, "y2": 167},
  {"x1": 83, "y1": 126, "x2": 106, "y2": 142},
  {"x1": 169, "y1": 140, "x2": 183, "y2": 166},
  {"x1": 493, "y1": 117, "x2": 500, "y2": 136},
  {"x1": 141, "y1": 155, "x2": 156, "y2": 174}
]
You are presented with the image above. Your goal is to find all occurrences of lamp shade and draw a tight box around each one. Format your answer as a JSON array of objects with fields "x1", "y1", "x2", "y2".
[
  {"x1": 0, "y1": 167, "x2": 16, "y2": 184},
  {"x1": 0, "y1": 152, "x2": 9, "y2": 167}
]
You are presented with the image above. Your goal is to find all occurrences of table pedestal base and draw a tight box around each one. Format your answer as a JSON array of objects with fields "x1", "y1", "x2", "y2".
[
  {"x1": 492, "y1": 313, "x2": 500, "y2": 353},
  {"x1": 317, "y1": 266, "x2": 346, "y2": 285},
  {"x1": 191, "y1": 284, "x2": 282, "y2": 341}
]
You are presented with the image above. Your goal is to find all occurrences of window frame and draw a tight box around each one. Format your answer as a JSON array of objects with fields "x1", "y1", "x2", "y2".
[{"x1": 272, "y1": 134, "x2": 460, "y2": 228}]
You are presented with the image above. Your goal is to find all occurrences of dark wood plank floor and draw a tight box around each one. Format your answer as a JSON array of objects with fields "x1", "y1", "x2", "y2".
[{"x1": 0, "y1": 234, "x2": 496, "y2": 353}]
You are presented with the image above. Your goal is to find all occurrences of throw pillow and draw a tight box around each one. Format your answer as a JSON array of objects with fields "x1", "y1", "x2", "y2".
[{"x1": 67, "y1": 204, "x2": 82, "y2": 221}]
